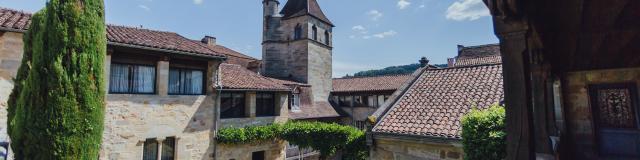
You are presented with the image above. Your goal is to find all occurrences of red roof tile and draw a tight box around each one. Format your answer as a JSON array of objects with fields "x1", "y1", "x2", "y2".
[
  {"x1": 332, "y1": 74, "x2": 412, "y2": 93},
  {"x1": 280, "y1": 0, "x2": 333, "y2": 26},
  {"x1": 451, "y1": 44, "x2": 502, "y2": 67},
  {"x1": 219, "y1": 63, "x2": 290, "y2": 91},
  {"x1": 0, "y1": 7, "x2": 31, "y2": 31},
  {"x1": 372, "y1": 64, "x2": 504, "y2": 139},
  {"x1": 453, "y1": 55, "x2": 502, "y2": 67},
  {"x1": 0, "y1": 8, "x2": 223, "y2": 58}
]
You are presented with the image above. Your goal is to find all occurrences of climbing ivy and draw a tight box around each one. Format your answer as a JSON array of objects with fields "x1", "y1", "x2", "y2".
[
  {"x1": 217, "y1": 121, "x2": 368, "y2": 160},
  {"x1": 7, "y1": 0, "x2": 107, "y2": 159}
]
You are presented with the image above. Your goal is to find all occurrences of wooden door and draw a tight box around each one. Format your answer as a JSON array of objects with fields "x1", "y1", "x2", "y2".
[{"x1": 589, "y1": 83, "x2": 640, "y2": 158}]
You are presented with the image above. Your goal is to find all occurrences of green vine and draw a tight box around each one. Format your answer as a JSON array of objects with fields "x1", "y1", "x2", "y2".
[
  {"x1": 461, "y1": 104, "x2": 506, "y2": 160},
  {"x1": 217, "y1": 121, "x2": 368, "y2": 160}
]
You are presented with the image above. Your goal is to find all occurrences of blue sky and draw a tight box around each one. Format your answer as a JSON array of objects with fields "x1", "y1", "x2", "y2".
[{"x1": 1, "y1": 0, "x2": 498, "y2": 77}]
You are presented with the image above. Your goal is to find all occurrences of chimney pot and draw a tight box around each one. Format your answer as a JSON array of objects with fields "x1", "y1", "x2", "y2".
[{"x1": 202, "y1": 36, "x2": 217, "y2": 47}]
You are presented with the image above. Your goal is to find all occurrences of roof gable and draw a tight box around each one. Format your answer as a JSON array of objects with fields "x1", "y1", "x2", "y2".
[
  {"x1": 280, "y1": 0, "x2": 333, "y2": 26},
  {"x1": 372, "y1": 64, "x2": 504, "y2": 139}
]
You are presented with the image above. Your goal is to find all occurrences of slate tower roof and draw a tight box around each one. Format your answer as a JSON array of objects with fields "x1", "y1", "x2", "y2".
[{"x1": 280, "y1": 0, "x2": 334, "y2": 26}]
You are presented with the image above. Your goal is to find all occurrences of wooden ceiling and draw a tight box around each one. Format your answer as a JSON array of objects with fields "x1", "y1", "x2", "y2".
[{"x1": 526, "y1": 0, "x2": 640, "y2": 72}]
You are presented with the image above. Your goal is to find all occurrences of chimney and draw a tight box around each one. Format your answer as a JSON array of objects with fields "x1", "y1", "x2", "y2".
[
  {"x1": 202, "y1": 36, "x2": 216, "y2": 47},
  {"x1": 447, "y1": 58, "x2": 456, "y2": 67},
  {"x1": 457, "y1": 45, "x2": 465, "y2": 55},
  {"x1": 263, "y1": 0, "x2": 279, "y2": 17},
  {"x1": 419, "y1": 57, "x2": 430, "y2": 67}
]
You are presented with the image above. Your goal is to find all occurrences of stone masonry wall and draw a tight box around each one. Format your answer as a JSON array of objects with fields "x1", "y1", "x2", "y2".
[
  {"x1": 371, "y1": 137, "x2": 463, "y2": 160},
  {"x1": 0, "y1": 31, "x2": 23, "y2": 160},
  {"x1": 562, "y1": 67, "x2": 640, "y2": 159}
]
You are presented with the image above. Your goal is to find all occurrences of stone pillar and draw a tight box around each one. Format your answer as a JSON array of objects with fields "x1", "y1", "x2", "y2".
[
  {"x1": 157, "y1": 138, "x2": 165, "y2": 160},
  {"x1": 275, "y1": 92, "x2": 288, "y2": 117},
  {"x1": 246, "y1": 92, "x2": 257, "y2": 118},
  {"x1": 104, "y1": 50, "x2": 112, "y2": 93},
  {"x1": 157, "y1": 59, "x2": 169, "y2": 96}
]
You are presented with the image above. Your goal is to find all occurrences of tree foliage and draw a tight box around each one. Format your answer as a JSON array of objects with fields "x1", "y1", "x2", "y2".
[
  {"x1": 7, "y1": 0, "x2": 106, "y2": 159},
  {"x1": 461, "y1": 104, "x2": 506, "y2": 160},
  {"x1": 348, "y1": 63, "x2": 447, "y2": 78},
  {"x1": 217, "y1": 121, "x2": 368, "y2": 160}
]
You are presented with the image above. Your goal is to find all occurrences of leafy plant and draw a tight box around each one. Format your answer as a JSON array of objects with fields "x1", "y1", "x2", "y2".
[
  {"x1": 461, "y1": 104, "x2": 506, "y2": 160},
  {"x1": 216, "y1": 121, "x2": 368, "y2": 160},
  {"x1": 7, "y1": 0, "x2": 107, "y2": 159}
]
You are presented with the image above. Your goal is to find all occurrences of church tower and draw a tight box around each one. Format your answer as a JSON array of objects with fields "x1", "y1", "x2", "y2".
[{"x1": 262, "y1": 0, "x2": 334, "y2": 102}]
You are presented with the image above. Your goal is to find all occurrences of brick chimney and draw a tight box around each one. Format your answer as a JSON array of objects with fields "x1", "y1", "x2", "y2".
[
  {"x1": 419, "y1": 57, "x2": 430, "y2": 67},
  {"x1": 201, "y1": 36, "x2": 217, "y2": 47}
]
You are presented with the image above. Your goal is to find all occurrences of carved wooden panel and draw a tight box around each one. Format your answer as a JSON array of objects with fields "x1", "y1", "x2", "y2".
[{"x1": 596, "y1": 88, "x2": 636, "y2": 128}]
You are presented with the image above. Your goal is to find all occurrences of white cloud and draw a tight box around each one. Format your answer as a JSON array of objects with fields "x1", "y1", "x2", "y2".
[
  {"x1": 138, "y1": 5, "x2": 150, "y2": 11},
  {"x1": 446, "y1": 0, "x2": 490, "y2": 21},
  {"x1": 397, "y1": 0, "x2": 411, "y2": 9},
  {"x1": 193, "y1": 0, "x2": 203, "y2": 5},
  {"x1": 351, "y1": 25, "x2": 368, "y2": 34},
  {"x1": 419, "y1": 4, "x2": 425, "y2": 8},
  {"x1": 372, "y1": 30, "x2": 397, "y2": 38},
  {"x1": 366, "y1": 10, "x2": 383, "y2": 21}
]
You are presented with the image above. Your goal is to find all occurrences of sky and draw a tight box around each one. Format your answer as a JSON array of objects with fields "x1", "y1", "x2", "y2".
[{"x1": 0, "y1": 0, "x2": 498, "y2": 77}]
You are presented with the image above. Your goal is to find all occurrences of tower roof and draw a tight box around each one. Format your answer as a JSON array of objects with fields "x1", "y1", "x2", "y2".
[{"x1": 280, "y1": 0, "x2": 334, "y2": 26}]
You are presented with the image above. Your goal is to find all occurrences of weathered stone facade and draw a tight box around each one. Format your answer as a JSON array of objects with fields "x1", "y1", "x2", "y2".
[
  {"x1": 562, "y1": 67, "x2": 640, "y2": 159},
  {"x1": 371, "y1": 136, "x2": 463, "y2": 160},
  {"x1": 261, "y1": 1, "x2": 333, "y2": 103},
  {"x1": 0, "y1": 31, "x2": 22, "y2": 160}
]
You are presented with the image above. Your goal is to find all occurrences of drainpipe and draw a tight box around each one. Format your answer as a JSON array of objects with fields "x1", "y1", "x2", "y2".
[{"x1": 213, "y1": 62, "x2": 223, "y2": 160}]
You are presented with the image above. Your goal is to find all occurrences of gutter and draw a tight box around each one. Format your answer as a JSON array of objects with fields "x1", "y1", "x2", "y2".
[
  {"x1": 108, "y1": 41, "x2": 227, "y2": 60},
  {"x1": 0, "y1": 27, "x2": 27, "y2": 33},
  {"x1": 370, "y1": 131, "x2": 462, "y2": 145}
]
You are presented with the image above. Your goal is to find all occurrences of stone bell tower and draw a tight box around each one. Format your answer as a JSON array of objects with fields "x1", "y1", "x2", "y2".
[{"x1": 262, "y1": 0, "x2": 334, "y2": 102}]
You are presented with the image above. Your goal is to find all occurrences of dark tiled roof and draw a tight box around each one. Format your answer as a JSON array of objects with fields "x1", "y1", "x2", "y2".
[
  {"x1": 0, "y1": 7, "x2": 31, "y2": 31},
  {"x1": 332, "y1": 74, "x2": 412, "y2": 93},
  {"x1": 372, "y1": 64, "x2": 504, "y2": 139},
  {"x1": 0, "y1": 8, "x2": 223, "y2": 58},
  {"x1": 290, "y1": 100, "x2": 341, "y2": 119},
  {"x1": 219, "y1": 63, "x2": 290, "y2": 91},
  {"x1": 453, "y1": 55, "x2": 502, "y2": 67},
  {"x1": 107, "y1": 25, "x2": 224, "y2": 57},
  {"x1": 280, "y1": 0, "x2": 333, "y2": 26},
  {"x1": 458, "y1": 44, "x2": 500, "y2": 59}
]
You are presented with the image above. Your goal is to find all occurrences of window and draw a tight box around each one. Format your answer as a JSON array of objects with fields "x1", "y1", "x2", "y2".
[
  {"x1": 290, "y1": 94, "x2": 301, "y2": 111},
  {"x1": 143, "y1": 139, "x2": 158, "y2": 160},
  {"x1": 324, "y1": 31, "x2": 330, "y2": 44},
  {"x1": 110, "y1": 63, "x2": 156, "y2": 94},
  {"x1": 354, "y1": 96, "x2": 368, "y2": 107},
  {"x1": 294, "y1": 24, "x2": 302, "y2": 40},
  {"x1": 142, "y1": 137, "x2": 176, "y2": 160},
  {"x1": 312, "y1": 26, "x2": 318, "y2": 40},
  {"x1": 221, "y1": 92, "x2": 246, "y2": 119},
  {"x1": 368, "y1": 95, "x2": 378, "y2": 108},
  {"x1": 161, "y1": 137, "x2": 176, "y2": 160},
  {"x1": 252, "y1": 151, "x2": 265, "y2": 160},
  {"x1": 169, "y1": 68, "x2": 204, "y2": 95},
  {"x1": 256, "y1": 93, "x2": 276, "y2": 117},
  {"x1": 344, "y1": 96, "x2": 353, "y2": 107}
]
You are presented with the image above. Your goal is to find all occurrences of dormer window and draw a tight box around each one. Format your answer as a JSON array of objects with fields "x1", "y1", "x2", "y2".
[
  {"x1": 312, "y1": 25, "x2": 318, "y2": 41},
  {"x1": 294, "y1": 24, "x2": 302, "y2": 40},
  {"x1": 324, "y1": 31, "x2": 330, "y2": 45}
]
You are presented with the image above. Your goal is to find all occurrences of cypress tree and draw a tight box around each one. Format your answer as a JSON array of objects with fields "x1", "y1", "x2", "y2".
[{"x1": 7, "y1": 0, "x2": 106, "y2": 159}]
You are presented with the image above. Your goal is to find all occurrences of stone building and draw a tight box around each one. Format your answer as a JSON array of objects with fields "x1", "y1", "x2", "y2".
[
  {"x1": 261, "y1": 0, "x2": 339, "y2": 121},
  {"x1": 330, "y1": 75, "x2": 413, "y2": 130},
  {"x1": 368, "y1": 44, "x2": 504, "y2": 160}
]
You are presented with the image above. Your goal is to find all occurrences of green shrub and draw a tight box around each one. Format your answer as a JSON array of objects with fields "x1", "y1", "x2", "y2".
[
  {"x1": 216, "y1": 121, "x2": 368, "y2": 160},
  {"x1": 461, "y1": 104, "x2": 506, "y2": 160},
  {"x1": 8, "y1": 0, "x2": 106, "y2": 159}
]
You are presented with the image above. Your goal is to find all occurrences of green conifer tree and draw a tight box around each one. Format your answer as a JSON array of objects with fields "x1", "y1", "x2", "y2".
[{"x1": 7, "y1": 0, "x2": 106, "y2": 159}]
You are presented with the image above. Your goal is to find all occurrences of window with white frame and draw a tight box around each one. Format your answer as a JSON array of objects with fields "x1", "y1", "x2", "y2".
[
  {"x1": 142, "y1": 137, "x2": 176, "y2": 160},
  {"x1": 290, "y1": 94, "x2": 301, "y2": 111}
]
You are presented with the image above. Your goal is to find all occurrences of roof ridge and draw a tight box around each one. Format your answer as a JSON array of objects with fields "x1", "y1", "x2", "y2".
[
  {"x1": 0, "y1": 7, "x2": 33, "y2": 15},
  {"x1": 460, "y1": 43, "x2": 500, "y2": 50},
  {"x1": 439, "y1": 63, "x2": 502, "y2": 70},
  {"x1": 106, "y1": 24, "x2": 178, "y2": 35}
]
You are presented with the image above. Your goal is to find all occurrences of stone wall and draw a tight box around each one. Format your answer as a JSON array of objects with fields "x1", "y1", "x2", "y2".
[
  {"x1": 562, "y1": 67, "x2": 640, "y2": 159},
  {"x1": 371, "y1": 136, "x2": 463, "y2": 160},
  {"x1": 216, "y1": 140, "x2": 286, "y2": 160},
  {"x1": 0, "y1": 31, "x2": 23, "y2": 160}
]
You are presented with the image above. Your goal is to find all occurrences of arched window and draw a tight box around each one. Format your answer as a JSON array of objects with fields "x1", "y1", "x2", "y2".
[
  {"x1": 294, "y1": 24, "x2": 302, "y2": 40},
  {"x1": 324, "y1": 31, "x2": 330, "y2": 44},
  {"x1": 312, "y1": 25, "x2": 318, "y2": 41}
]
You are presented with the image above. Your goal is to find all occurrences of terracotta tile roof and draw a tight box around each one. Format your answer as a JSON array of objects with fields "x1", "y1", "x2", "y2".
[
  {"x1": 196, "y1": 41, "x2": 257, "y2": 61},
  {"x1": 332, "y1": 74, "x2": 412, "y2": 93},
  {"x1": 0, "y1": 7, "x2": 31, "y2": 31},
  {"x1": 219, "y1": 63, "x2": 290, "y2": 91},
  {"x1": 450, "y1": 44, "x2": 501, "y2": 67},
  {"x1": 107, "y1": 25, "x2": 224, "y2": 57},
  {"x1": 0, "y1": 8, "x2": 223, "y2": 58},
  {"x1": 280, "y1": 0, "x2": 333, "y2": 26},
  {"x1": 372, "y1": 64, "x2": 504, "y2": 139}
]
